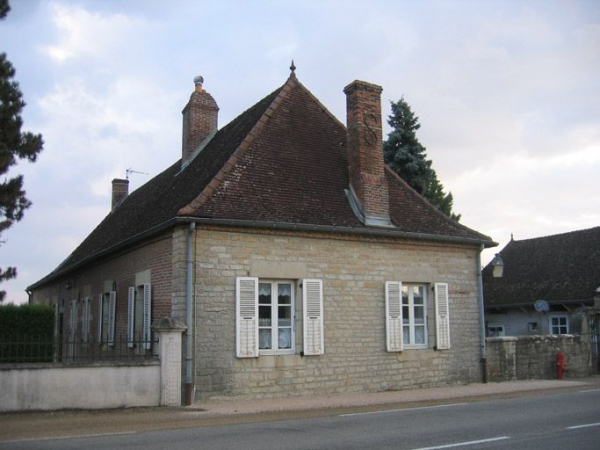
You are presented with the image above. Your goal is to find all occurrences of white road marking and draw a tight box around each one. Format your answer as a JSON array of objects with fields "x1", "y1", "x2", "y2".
[
  {"x1": 578, "y1": 388, "x2": 600, "y2": 393},
  {"x1": 566, "y1": 422, "x2": 600, "y2": 430},
  {"x1": 339, "y1": 402, "x2": 467, "y2": 417},
  {"x1": 0, "y1": 431, "x2": 137, "y2": 444},
  {"x1": 411, "y1": 436, "x2": 510, "y2": 450}
]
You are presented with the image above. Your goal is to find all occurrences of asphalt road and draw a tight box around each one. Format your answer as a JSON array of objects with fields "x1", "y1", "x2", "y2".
[{"x1": 2, "y1": 389, "x2": 599, "y2": 449}]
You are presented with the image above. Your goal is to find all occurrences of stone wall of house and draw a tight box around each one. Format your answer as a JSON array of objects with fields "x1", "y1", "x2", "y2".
[
  {"x1": 30, "y1": 233, "x2": 174, "y2": 344},
  {"x1": 486, "y1": 335, "x2": 591, "y2": 382},
  {"x1": 192, "y1": 226, "x2": 484, "y2": 400}
]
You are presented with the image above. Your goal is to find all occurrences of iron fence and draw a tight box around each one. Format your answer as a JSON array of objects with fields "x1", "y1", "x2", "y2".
[{"x1": 0, "y1": 333, "x2": 158, "y2": 365}]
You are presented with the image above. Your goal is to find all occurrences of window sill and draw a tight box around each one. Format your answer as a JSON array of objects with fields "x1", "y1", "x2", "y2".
[{"x1": 258, "y1": 350, "x2": 296, "y2": 356}]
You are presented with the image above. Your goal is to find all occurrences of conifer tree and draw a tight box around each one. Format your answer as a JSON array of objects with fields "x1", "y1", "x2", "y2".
[
  {"x1": 383, "y1": 97, "x2": 460, "y2": 221},
  {"x1": 0, "y1": 0, "x2": 44, "y2": 301}
]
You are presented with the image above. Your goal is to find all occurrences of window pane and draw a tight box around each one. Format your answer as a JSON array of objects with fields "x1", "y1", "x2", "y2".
[
  {"x1": 259, "y1": 305, "x2": 271, "y2": 326},
  {"x1": 415, "y1": 326, "x2": 425, "y2": 344},
  {"x1": 413, "y1": 286, "x2": 424, "y2": 305},
  {"x1": 259, "y1": 283, "x2": 272, "y2": 304},
  {"x1": 402, "y1": 287, "x2": 409, "y2": 305},
  {"x1": 403, "y1": 326, "x2": 410, "y2": 344},
  {"x1": 278, "y1": 305, "x2": 291, "y2": 326},
  {"x1": 259, "y1": 329, "x2": 272, "y2": 349},
  {"x1": 278, "y1": 284, "x2": 291, "y2": 304},
  {"x1": 414, "y1": 306, "x2": 424, "y2": 324},
  {"x1": 403, "y1": 306, "x2": 410, "y2": 324},
  {"x1": 278, "y1": 329, "x2": 292, "y2": 349}
]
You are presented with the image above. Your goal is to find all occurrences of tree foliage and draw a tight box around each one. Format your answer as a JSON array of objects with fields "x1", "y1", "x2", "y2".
[
  {"x1": 0, "y1": 0, "x2": 44, "y2": 301},
  {"x1": 383, "y1": 97, "x2": 460, "y2": 221}
]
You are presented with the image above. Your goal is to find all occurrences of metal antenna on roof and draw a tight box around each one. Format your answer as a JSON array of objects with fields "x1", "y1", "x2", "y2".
[{"x1": 126, "y1": 168, "x2": 148, "y2": 180}]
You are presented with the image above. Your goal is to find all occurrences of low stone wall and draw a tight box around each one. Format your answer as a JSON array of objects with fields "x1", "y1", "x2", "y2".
[
  {"x1": 0, "y1": 318, "x2": 185, "y2": 412},
  {"x1": 0, "y1": 362, "x2": 161, "y2": 412},
  {"x1": 486, "y1": 335, "x2": 591, "y2": 382}
]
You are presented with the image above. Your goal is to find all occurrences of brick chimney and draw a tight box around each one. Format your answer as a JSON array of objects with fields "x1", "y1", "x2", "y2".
[
  {"x1": 343, "y1": 80, "x2": 391, "y2": 227},
  {"x1": 111, "y1": 178, "x2": 129, "y2": 211},
  {"x1": 181, "y1": 76, "x2": 219, "y2": 167}
]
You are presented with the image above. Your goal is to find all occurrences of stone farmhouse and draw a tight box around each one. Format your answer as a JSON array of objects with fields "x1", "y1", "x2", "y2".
[
  {"x1": 483, "y1": 227, "x2": 600, "y2": 337},
  {"x1": 29, "y1": 66, "x2": 496, "y2": 402}
]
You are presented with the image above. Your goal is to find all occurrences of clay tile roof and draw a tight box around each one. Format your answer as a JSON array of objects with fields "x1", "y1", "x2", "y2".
[
  {"x1": 482, "y1": 226, "x2": 600, "y2": 308},
  {"x1": 30, "y1": 75, "x2": 494, "y2": 289}
]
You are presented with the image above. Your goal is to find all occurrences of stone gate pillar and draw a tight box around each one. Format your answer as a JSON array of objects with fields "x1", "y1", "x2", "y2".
[{"x1": 152, "y1": 317, "x2": 187, "y2": 406}]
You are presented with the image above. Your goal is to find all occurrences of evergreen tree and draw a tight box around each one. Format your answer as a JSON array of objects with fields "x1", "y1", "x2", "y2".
[
  {"x1": 0, "y1": 0, "x2": 44, "y2": 301},
  {"x1": 383, "y1": 97, "x2": 460, "y2": 221},
  {"x1": 383, "y1": 97, "x2": 430, "y2": 195}
]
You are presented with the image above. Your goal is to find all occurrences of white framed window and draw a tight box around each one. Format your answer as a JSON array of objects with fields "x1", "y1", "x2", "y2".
[
  {"x1": 487, "y1": 323, "x2": 505, "y2": 337},
  {"x1": 386, "y1": 281, "x2": 450, "y2": 352},
  {"x1": 402, "y1": 284, "x2": 428, "y2": 348},
  {"x1": 127, "y1": 283, "x2": 152, "y2": 350},
  {"x1": 258, "y1": 280, "x2": 295, "y2": 354},
  {"x1": 549, "y1": 314, "x2": 569, "y2": 335},
  {"x1": 236, "y1": 277, "x2": 324, "y2": 358}
]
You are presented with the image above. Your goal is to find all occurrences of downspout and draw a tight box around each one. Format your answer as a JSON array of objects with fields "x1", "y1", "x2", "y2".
[
  {"x1": 477, "y1": 244, "x2": 488, "y2": 383},
  {"x1": 184, "y1": 222, "x2": 196, "y2": 405}
]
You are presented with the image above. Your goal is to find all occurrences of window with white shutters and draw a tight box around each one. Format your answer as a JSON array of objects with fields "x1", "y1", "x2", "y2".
[
  {"x1": 386, "y1": 281, "x2": 449, "y2": 351},
  {"x1": 236, "y1": 277, "x2": 323, "y2": 357}
]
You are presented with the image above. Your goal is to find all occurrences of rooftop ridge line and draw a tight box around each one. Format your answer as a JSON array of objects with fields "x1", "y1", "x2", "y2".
[{"x1": 177, "y1": 75, "x2": 299, "y2": 216}]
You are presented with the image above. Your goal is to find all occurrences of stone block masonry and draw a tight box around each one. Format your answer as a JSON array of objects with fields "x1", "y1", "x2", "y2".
[
  {"x1": 192, "y1": 227, "x2": 483, "y2": 400},
  {"x1": 486, "y1": 334, "x2": 591, "y2": 382}
]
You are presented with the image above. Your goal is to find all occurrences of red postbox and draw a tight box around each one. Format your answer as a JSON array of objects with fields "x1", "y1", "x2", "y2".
[{"x1": 556, "y1": 351, "x2": 566, "y2": 379}]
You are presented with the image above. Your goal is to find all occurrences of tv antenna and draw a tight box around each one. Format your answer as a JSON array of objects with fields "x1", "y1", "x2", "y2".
[{"x1": 126, "y1": 168, "x2": 148, "y2": 180}]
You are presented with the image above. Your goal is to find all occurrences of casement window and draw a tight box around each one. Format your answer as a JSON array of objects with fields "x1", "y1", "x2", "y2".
[
  {"x1": 82, "y1": 296, "x2": 91, "y2": 342},
  {"x1": 549, "y1": 314, "x2": 569, "y2": 335},
  {"x1": 98, "y1": 291, "x2": 116, "y2": 346},
  {"x1": 236, "y1": 277, "x2": 324, "y2": 358},
  {"x1": 127, "y1": 283, "x2": 152, "y2": 350},
  {"x1": 386, "y1": 282, "x2": 450, "y2": 351},
  {"x1": 487, "y1": 323, "x2": 505, "y2": 337},
  {"x1": 258, "y1": 281, "x2": 295, "y2": 353}
]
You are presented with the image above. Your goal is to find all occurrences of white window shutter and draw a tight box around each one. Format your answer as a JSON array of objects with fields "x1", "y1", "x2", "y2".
[
  {"x1": 236, "y1": 277, "x2": 259, "y2": 358},
  {"x1": 435, "y1": 282, "x2": 451, "y2": 350},
  {"x1": 127, "y1": 287, "x2": 135, "y2": 348},
  {"x1": 108, "y1": 290, "x2": 116, "y2": 346},
  {"x1": 142, "y1": 283, "x2": 152, "y2": 350},
  {"x1": 97, "y1": 294, "x2": 103, "y2": 343},
  {"x1": 385, "y1": 281, "x2": 404, "y2": 352},
  {"x1": 303, "y1": 279, "x2": 324, "y2": 356}
]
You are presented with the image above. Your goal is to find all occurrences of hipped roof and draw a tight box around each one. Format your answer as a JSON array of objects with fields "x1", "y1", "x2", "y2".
[
  {"x1": 30, "y1": 74, "x2": 494, "y2": 290},
  {"x1": 482, "y1": 226, "x2": 600, "y2": 308}
]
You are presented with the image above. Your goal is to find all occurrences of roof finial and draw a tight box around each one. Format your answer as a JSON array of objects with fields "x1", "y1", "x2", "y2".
[
  {"x1": 193, "y1": 75, "x2": 204, "y2": 92},
  {"x1": 510, "y1": 232, "x2": 514, "y2": 241},
  {"x1": 290, "y1": 60, "x2": 296, "y2": 74}
]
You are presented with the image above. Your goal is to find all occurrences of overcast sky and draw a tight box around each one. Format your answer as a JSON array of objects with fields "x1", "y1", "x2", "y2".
[{"x1": 1, "y1": 0, "x2": 599, "y2": 304}]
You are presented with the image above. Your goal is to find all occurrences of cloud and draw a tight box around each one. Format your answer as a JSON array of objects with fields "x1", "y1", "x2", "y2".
[{"x1": 41, "y1": 2, "x2": 143, "y2": 63}]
